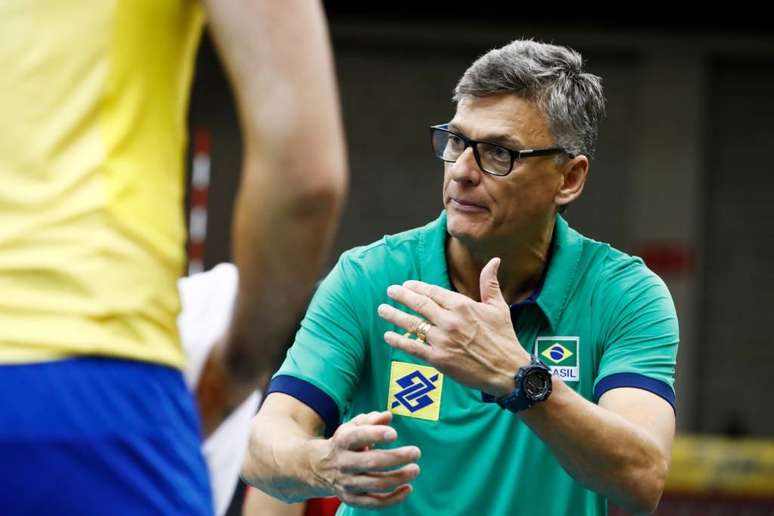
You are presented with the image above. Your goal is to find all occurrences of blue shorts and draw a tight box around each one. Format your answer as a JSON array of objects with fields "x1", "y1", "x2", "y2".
[{"x1": 0, "y1": 357, "x2": 213, "y2": 516}]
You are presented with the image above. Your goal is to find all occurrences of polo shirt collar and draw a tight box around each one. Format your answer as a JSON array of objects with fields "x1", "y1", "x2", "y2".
[
  {"x1": 536, "y1": 214, "x2": 583, "y2": 331},
  {"x1": 418, "y1": 211, "x2": 583, "y2": 332},
  {"x1": 418, "y1": 211, "x2": 453, "y2": 290}
]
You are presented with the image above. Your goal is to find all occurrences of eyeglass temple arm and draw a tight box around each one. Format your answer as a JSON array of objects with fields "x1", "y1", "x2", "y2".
[{"x1": 518, "y1": 148, "x2": 575, "y2": 159}]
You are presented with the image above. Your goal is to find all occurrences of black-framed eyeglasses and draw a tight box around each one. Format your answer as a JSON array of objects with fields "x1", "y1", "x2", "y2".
[{"x1": 429, "y1": 123, "x2": 573, "y2": 177}]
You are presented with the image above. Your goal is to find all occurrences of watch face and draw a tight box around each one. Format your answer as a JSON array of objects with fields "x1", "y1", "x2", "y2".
[{"x1": 523, "y1": 369, "x2": 552, "y2": 401}]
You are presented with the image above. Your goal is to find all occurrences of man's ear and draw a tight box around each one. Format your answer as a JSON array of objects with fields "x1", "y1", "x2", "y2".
[{"x1": 555, "y1": 155, "x2": 589, "y2": 207}]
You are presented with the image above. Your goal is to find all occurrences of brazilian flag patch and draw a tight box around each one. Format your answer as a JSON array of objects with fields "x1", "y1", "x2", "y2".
[{"x1": 535, "y1": 336, "x2": 580, "y2": 382}]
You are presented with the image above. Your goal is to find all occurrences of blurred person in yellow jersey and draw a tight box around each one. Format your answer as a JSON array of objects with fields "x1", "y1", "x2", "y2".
[{"x1": 0, "y1": 1, "x2": 347, "y2": 515}]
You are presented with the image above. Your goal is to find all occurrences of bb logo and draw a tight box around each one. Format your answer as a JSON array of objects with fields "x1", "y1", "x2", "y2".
[
  {"x1": 387, "y1": 361, "x2": 444, "y2": 421},
  {"x1": 535, "y1": 336, "x2": 580, "y2": 382}
]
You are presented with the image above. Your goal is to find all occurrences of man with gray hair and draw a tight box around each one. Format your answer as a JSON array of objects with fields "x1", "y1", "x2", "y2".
[{"x1": 241, "y1": 39, "x2": 678, "y2": 515}]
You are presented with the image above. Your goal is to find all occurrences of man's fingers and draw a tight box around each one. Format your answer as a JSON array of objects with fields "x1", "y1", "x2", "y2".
[
  {"x1": 331, "y1": 413, "x2": 419, "y2": 509},
  {"x1": 348, "y1": 413, "x2": 370, "y2": 426},
  {"x1": 338, "y1": 424, "x2": 398, "y2": 451},
  {"x1": 363, "y1": 410, "x2": 392, "y2": 426},
  {"x1": 479, "y1": 257, "x2": 506, "y2": 305},
  {"x1": 402, "y1": 280, "x2": 465, "y2": 309},
  {"x1": 384, "y1": 331, "x2": 435, "y2": 362},
  {"x1": 386, "y1": 285, "x2": 445, "y2": 323},
  {"x1": 339, "y1": 446, "x2": 421, "y2": 474},
  {"x1": 377, "y1": 304, "x2": 441, "y2": 342},
  {"x1": 340, "y1": 463, "x2": 421, "y2": 493},
  {"x1": 339, "y1": 484, "x2": 413, "y2": 509},
  {"x1": 351, "y1": 411, "x2": 391, "y2": 427}
]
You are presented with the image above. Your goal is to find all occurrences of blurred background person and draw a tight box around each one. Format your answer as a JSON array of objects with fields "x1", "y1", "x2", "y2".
[
  {"x1": 0, "y1": 1, "x2": 346, "y2": 514},
  {"x1": 178, "y1": 264, "x2": 341, "y2": 516},
  {"x1": 178, "y1": 263, "x2": 259, "y2": 516}
]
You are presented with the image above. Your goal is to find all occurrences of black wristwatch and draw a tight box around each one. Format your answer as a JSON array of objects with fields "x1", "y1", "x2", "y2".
[{"x1": 496, "y1": 355, "x2": 553, "y2": 413}]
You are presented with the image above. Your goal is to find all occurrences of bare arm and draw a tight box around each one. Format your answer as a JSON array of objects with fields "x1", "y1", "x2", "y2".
[
  {"x1": 520, "y1": 385, "x2": 674, "y2": 514},
  {"x1": 195, "y1": 0, "x2": 348, "y2": 435},
  {"x1": 241, "y1": 393, "x2": 421, "y2": 509},
  {"x1": 242, "y1": 486, "x2": 305, "y2": 516}
]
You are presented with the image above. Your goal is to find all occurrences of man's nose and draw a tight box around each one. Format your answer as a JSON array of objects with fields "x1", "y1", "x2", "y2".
[{"x1": 448, "y1": 147, "x2": 483, "y2": 184}]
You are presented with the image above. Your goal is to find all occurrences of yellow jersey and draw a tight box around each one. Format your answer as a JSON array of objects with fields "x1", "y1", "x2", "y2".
[{"x1": 0, "y1": 1, "x2": 206, "y2": 367}]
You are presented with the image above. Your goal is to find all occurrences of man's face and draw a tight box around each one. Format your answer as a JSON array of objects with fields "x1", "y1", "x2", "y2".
[{"x1": 443, "y1": 93, "x2": 566, "y2": 245}]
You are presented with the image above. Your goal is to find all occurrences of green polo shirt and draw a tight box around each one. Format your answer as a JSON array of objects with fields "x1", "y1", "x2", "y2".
[{"x1": 268, "y1": 211, "x2": 679, "y2": 516}]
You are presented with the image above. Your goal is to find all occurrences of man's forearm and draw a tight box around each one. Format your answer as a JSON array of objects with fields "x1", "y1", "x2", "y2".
[
  {"x1": 202, "y1": 0, "x2": 348, "y2": 402},
  {"x1": 226, "y1": 152, "x2": 344, "y2": 387},
  {"x1": 520, "y1": 381, "x2": 672, "y2": 514},
  {"x1": 195, "y1": 180, "x2": 344, "y2": 435},
  {"x1": 243, "y1": 400, "x2": 421, "y2": 509},
  {"x1": 241, "y1": 413, "x2": 332, "y2": 504}
]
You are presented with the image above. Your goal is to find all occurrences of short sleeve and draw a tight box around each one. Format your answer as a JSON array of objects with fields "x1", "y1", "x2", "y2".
[
  {"x1": 593, "y1": 258, "x2": 679, "y2": 411},
  {"x1": 268, "y1": 252, "x2": 369, "y2": 436}
]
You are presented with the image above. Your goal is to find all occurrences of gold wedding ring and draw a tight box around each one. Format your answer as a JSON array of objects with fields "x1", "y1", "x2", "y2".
[{"x1": 415, "y1": 320, "x2": 432, "y2": 343}]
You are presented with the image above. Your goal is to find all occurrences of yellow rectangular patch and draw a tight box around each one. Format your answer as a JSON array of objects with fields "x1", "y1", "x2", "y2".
[{"x1": 387, "y1": 361, "x2": 444, "y2": 421}]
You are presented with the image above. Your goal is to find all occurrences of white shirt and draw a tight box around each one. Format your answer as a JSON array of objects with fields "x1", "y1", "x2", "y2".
[{"x1": 178, "y1": 263, "x2": 261, "y2": 516}]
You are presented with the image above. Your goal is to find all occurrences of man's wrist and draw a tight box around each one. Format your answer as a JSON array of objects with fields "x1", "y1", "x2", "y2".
[
  {"x1": 306, "y1": 438, "x2": 335, "y2": 492},
  {"x1": 488, "y1": 348, "x2": 532, "y2": 397},
  {"x1": 496, "y1": 356, "x2": 553, "y2": 413}
]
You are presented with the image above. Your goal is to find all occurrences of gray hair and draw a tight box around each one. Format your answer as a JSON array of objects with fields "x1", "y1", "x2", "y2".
[{"x1": 453, "y1": 39, "x2": 605, "y2": 159}]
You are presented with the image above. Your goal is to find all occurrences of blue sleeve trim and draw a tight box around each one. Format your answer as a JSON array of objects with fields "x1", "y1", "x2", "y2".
[
  {"x1": 266, "y1": 375, "x2": 340, "y2": 438},
  {"x1": 593, "y1": 372, "x2": 676, "y2": 413}
]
